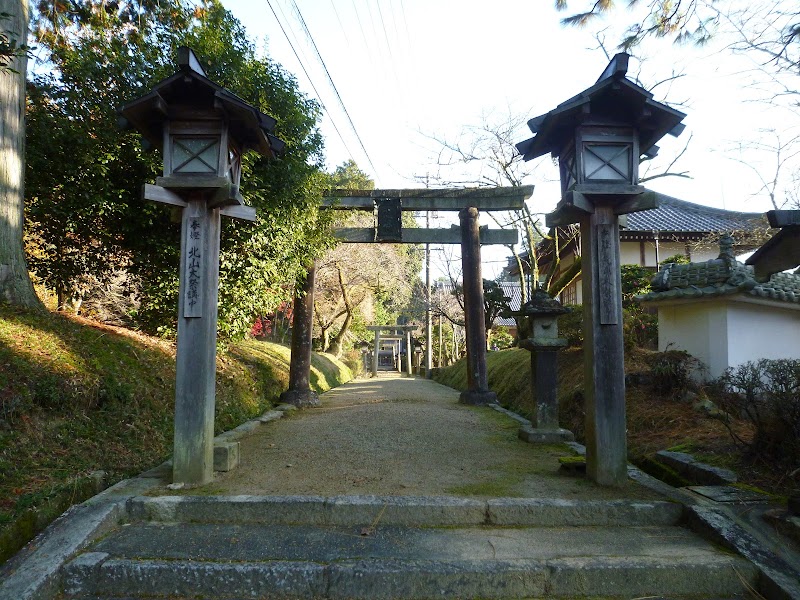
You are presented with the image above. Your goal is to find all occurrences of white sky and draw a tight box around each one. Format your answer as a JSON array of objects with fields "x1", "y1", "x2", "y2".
[{"x1": 222, "y1": 0, "x2": 799, "y2": 278}]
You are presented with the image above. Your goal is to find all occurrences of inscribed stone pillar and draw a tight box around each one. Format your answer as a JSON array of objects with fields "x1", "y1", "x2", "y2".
[
  {"x1": 458, "y1": 207, "x2": 497, "y2": 405},
  {"x1": 173, "y1": 199, "x2": 221, "y2": 485},
  {"x1": 581, "y1": 203, "x2": 627, "y2": 486},
  {"x1": 280, "y1": 261, "x2": 320, "y2": 408},
  {"x1": 372, "y1": 330, "x2": 380, "y2": 377}
]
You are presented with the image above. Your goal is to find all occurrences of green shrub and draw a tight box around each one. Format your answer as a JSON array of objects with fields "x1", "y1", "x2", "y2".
[
  {"x1": 645, "y1": 349, "x2": 699, "y2": 398},
  {"x1": 342, "y1": 349, "x2": 364, "y2": 378},
  {"x1": 490, "y1": 326, "x2": 514, "y2": 350},
  {"x1": 620, "y1": 264, "x2": 653, "y2": 306},
  {"x1": 717, "y1": 359, "x2": 800, "y2": 473},
  {"x1": 623, "y1": 308, "x2": 658, "y2": 350}
]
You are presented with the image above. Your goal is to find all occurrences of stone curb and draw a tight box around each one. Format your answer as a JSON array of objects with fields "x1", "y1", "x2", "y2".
[
  {"x1": 0, "y1": 500, "x2": 125, "y2": 600},
  {"x1": 655, "y1": 450, "x2": 737, "y2": 485},
  {"x1": 688, "y1": 506, "x2": 800, "y2": 600},
  {"x1": 213, "y1": 408, "x2": 284, "y2": 444},
  {"x1": 0, "y1": 463, "x2": 170, "y2": 600},
  {"x1": 125, "y1": 494, "x2": 683, "y2": 527}
]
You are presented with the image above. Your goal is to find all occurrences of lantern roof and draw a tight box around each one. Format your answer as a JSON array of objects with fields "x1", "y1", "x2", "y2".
[
  {"x1": 516, "y1": 53, "x2": 686, "y2": 162},
  {"x1": 120, "y1": 47, "x2": 285, "y2": 157}
]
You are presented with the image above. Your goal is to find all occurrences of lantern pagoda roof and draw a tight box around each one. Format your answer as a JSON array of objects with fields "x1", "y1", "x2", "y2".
[
  {"x1": 516, "y1": 53, "x2": 686, "y2": 162},
  {"x1": 120, "y1": 47, "x2": 284, "y2": 157}
]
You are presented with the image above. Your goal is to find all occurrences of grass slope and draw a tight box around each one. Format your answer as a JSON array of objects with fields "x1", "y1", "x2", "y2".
[
  {"x1": 435, "y1": 347, "x2": 781, "y2": 496},
  {"x1": 0, "y1": 304, "x2": 351, "y2": 563}
]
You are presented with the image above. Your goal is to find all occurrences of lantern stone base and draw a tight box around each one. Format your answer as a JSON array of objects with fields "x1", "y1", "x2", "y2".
[
  {"x1": 459, "y1": 390, "x2": 498, "y2": 406},
  {"x1": 279, "y1": 388, "x2": 321, "y2": 408},
  {"x1": 518, "y1": 425, "x2": 575, "y2": 444},
  {"x1": 213, "y1": 441, "x2": 240, "y2": 472}
]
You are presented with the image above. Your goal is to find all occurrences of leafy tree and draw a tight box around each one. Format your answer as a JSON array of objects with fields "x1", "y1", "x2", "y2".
[
  {"x1": 314, "y1": 161, "x2": 421, "y2": 357},
  {"x1": 0, "y1": 0, "x2": 41, "y2": 309},
  {"x1": 25, "y1": 0, "x2": 329, "y2": 339},
  {"x1": 620, "y1": 264, "x2": 653, "y2": 306}
]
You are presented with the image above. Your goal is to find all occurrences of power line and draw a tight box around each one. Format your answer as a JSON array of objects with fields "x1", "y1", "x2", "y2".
[
  {"x1": 375, "y1": 0, "x2": 395, "y2": 64},
  {"x1": 264, "y1": 0, "x2": 358, "y2": 163},
  {"x1": 350, "y1": 0, "x2": 371, "y2": 56},
  {"x1": 329, "y1": 0, "x2": 349, "y2": 47},
  {"x1": 288, "y1": 0, "x2": 381, "y2": 178},
  {"x1": 376, "y1": 0, "x2": 402, "y2": 94}
]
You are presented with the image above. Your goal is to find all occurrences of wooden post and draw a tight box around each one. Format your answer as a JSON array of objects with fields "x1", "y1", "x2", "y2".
[
  {"x1": 372, "y1": 330, "x2": 380, "y2": 377},
  {"x1": 280, "y1": 262, "x2": 320, "y2": 408},
  {"x1": 458, "y1": 207, "x2": 497, "y2": 405},
  {"x1": 173, "y1": 200, "x2": 221, "y2": 485},
  {"x1": 581, "y1": 203, "x2": 627, "y2": 486}
]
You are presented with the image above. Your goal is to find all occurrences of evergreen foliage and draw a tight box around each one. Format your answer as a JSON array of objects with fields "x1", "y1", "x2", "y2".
[{"x1": 25, "y1": 0, "x2": 329, "y2": 340}]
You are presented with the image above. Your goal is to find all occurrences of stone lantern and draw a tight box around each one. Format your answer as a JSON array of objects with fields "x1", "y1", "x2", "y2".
[
  {"x1": 119, "y1": 47, "x2": 284, "y2": 485},
  {"x1": 509, "y1": 289, "x2": 574, "y2": 444},
  {"x1": 516, "y1": 53, "x2": 686, "y2": 486}
]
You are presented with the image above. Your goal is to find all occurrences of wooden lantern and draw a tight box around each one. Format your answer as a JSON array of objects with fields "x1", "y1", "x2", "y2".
[
  {"x1": 120, "y1": 46, "x2": 284, "y2": 212},
  {"x1": 517, "y1": 53, "x2": 686, "y2": 226}
]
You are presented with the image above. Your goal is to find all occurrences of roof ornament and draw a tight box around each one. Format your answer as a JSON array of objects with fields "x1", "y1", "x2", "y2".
[{"x1": 719, "y1": 234, "x2": 736, "y2": 264}]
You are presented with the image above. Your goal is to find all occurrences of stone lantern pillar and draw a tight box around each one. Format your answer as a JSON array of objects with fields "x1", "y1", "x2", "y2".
[{"x1": 512, "y1": 289, "x2": 574, "y2": 444}]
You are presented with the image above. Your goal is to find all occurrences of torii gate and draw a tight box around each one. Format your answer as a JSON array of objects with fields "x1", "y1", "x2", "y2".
[
  {"x1": 279, "y1": 186, "x2": 533, "y2": 406},
  {"x1": 368, "y1": 324, "x2": 416, "y2": 377}
]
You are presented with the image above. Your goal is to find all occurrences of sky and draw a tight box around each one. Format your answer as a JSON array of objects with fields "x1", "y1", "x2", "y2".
[{"x1": 221, "y1": 0, "x2": 799, "y2": 278}]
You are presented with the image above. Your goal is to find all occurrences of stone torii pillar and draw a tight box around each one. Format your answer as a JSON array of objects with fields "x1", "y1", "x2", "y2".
[
  {"x1": 280, "y1": 261, "x2": 320, "y2": 408},
  {"x1": 405, "y1": 329, "x2": 413, "y2": 376},
  {"x1": 459, "y1": 207, "x2": 497, "y2": 405},
  {"x1": 372, "y1": 329, "x2": 381, "y2": 377}
]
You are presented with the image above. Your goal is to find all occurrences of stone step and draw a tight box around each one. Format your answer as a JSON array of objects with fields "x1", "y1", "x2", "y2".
[
  {"x1": 61, "y1": 521, "x2": 758, "y2": 599},
  {"x1": 125, "y1": 494, "x2": 685, "y2": 527}
]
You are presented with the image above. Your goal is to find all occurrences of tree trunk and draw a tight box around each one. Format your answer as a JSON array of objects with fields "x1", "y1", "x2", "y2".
[
  {"x1": 327, "y1": 310, "x2": 352, "y2": 358},
  {"x1": 0, "y1": 0, "x2": 41, "y2": 309},
  {"x1": 326, "y1": 265, "x2": 353, "y2": 358}
]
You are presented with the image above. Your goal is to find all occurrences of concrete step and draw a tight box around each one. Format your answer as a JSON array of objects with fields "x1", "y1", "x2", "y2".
[
  {"x1": 125, "y1": 494, "x2": 685, "y2": 527},
  {"x1": 61, "y1": 520, "x2": 758, "y2": 599}
]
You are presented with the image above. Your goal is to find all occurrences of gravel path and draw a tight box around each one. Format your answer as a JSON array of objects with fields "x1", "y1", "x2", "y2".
[{"x1": 205, "y1": 374, "x2": 660, "y2": 500}]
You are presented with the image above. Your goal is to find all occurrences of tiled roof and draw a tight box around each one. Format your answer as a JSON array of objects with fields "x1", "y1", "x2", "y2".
[
  {"x1": 437, "y1": 280, "x2": 523, "y2": 327},
  {"x1": 496, "y1": 281, "x2": 523, "y2": 327},
  {"x1": 625, "y1": 195, "x2": 763, "y2": 233},
  {"x1": 638, "y1": 236, "x2": 800, "y2": 305}
]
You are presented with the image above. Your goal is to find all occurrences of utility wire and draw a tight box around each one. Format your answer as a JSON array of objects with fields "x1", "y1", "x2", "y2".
[
  {"x1": 264, "y1": 0, "x2": 358, "y2": 163},
  {"x1": 376, "y1": 0, "x2": 402, "y2": 94},
  {"x1": 289, "y1": 0, "x2": 381, "y2": 178},
  {"x1": 329, "y1": 0, "x2": 349, "y2": 47},
  {"x1": 350, "y1": 0, "x2": 371, "y2": 57},
  {"x1": 399, "y1": 0, "x2": 412, "y2": 49},
  {"x1": 375, "y1": 0, "x2": 395, "y2": 64}
]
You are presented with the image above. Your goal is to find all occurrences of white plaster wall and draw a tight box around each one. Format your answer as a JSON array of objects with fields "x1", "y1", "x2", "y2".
[
  {"x1": 658, "y1": 298, "x2": 800, "y2": 380},
  {"x1": 726, "y1": 303, "x2": 800, "y2": 368},
  {"x1": 658, "y1": 302, "x2": 727, "y2": 380},
  {"x1": 658, "y1": 242, "x2": 689, "y2": 265},
  {"x1": 619, "y1": 243, "x2": 642, "y2": 266},
  {"x1": 619, "y1": 241, "x2": 690, "y2": 267},
  {"x1": 688, "y1": 247, "x2": 719, "y2": 263}
]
